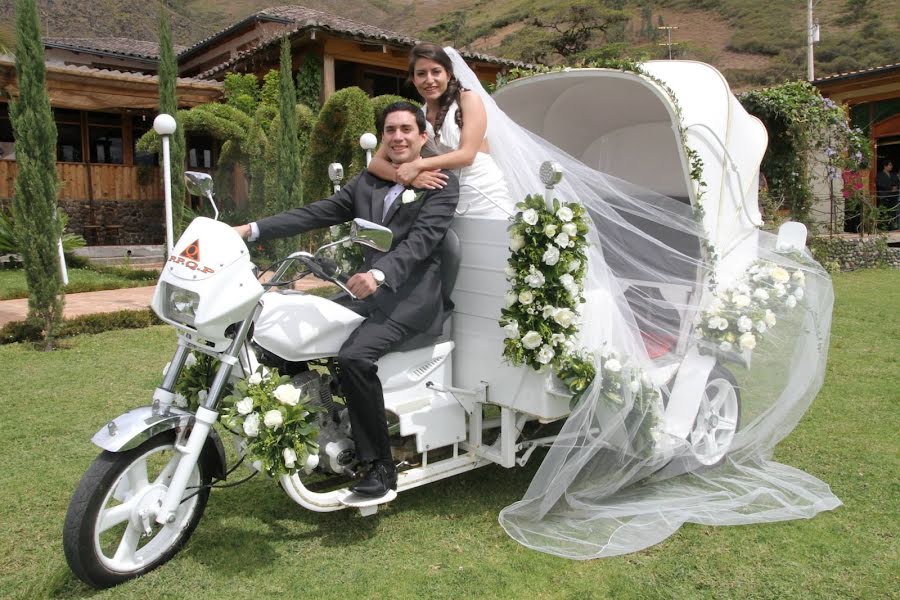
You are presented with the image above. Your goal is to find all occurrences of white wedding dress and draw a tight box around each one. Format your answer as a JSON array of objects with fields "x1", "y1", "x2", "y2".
[{"x1": 423, "y1": 102, "x2": 514, "y2": 216}]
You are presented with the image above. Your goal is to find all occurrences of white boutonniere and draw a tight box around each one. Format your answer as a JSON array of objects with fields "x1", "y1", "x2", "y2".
[{"x1": 401, "y1": 188, "x2": 425, "y2": 204}]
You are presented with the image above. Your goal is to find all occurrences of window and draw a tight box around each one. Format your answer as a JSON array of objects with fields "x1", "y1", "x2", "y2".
[
  {"x1": 53, "y1": 108, "x2": 83, "y2": 163},
  {"x1": 186, "y1": 133, "x2": 214, "y2": 169},
  {"x1": 88, "y1": 112, "x2": 123, "y2": 164},
  {"x1": 132, "y1": 115, "x2": 158, "y2": 166},
  {"x1": 0, "y1": 104, "x2": 13, "y2": 160}
]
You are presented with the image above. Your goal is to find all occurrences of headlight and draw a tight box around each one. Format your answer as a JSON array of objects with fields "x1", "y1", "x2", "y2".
[{"x1": 163, "y1": 284, "x2": 200, "y2": 326}]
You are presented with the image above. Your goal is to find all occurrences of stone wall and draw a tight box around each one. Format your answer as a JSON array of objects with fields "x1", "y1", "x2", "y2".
[
  {"x1": 1, "y1": 197, "x2": 165, "y2": 245},
  {"x1": 809, "y1": 236, "x2": 900, "y2": 271}
]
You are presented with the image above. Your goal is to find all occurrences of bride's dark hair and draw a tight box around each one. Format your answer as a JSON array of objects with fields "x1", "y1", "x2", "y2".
[{"x1": 407, "y1": 43, "x2": 465, "y2": 142}]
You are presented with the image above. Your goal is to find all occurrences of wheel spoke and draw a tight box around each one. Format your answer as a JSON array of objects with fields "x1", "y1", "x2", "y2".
[
  {"x1": 717, "y1": 416, "x2": 737, "y2": 430},
  {"x1": 112, "y1": 523, "x2": 141, "y2": 564},
  {"x1": 98, "y1": 500, "x2": 136, "y2": 533},
  {"x1": 709, "y1": 386, "x2": 730, "y2": 412},
  {"x1": 127, "y1": 458, "x2": 150, "y2": 493},
  {"x1": 704, "y1": 431, "x2": 717, "y2": 451}
]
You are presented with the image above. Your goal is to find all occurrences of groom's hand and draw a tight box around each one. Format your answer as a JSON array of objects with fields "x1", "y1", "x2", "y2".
[
  {"x1": 347, "y1": 272, "x2": 378, "y2": 299},
  {"x1": 233, "y1": 224, "x2": 251, "y2": 239}
]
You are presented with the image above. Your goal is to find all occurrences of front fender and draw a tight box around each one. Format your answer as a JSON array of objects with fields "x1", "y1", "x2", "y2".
[{"x1": 92, "y1": 405, "x2": 228, "y2": 480}]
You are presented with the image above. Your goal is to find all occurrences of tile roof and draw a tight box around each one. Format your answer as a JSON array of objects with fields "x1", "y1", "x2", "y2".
[
  {"x1": 813, "y1": 62, "x2": 900, "y2": 84},
  {"x1": 43, "y1": 37, "x2": 189, "y2": 61}
]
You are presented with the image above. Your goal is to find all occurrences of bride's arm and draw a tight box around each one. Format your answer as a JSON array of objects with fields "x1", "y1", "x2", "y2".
[
  {"x1": 395, "y1": 91, "x2": 487, "y2": 184},
  {"x1": 367, "y1": 139, "x2": 449, "y2": 189}
]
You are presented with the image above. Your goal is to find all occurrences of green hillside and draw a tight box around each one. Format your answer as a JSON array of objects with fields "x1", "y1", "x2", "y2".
[{"x1": 0, "y1": 0, "x2": 896, "y2": 87}]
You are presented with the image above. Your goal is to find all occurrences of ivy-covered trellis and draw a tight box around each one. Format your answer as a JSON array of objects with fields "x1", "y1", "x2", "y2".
[{"x1": 739, "y1": 81, "x2": 869, "y2": 228}]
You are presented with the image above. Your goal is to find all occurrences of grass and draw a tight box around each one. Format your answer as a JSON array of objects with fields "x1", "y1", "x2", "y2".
[
  {"x1": 0, "y1": 269, "x2": 897, "y2": 599},
  {"x1": 0, "y1": 267, "x2": 157, "y2": 300}
]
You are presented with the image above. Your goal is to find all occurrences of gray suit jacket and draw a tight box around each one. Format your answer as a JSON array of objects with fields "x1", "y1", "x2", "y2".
[{"x1": 256, "y1": 170, "x2": 460, "y2": 335}]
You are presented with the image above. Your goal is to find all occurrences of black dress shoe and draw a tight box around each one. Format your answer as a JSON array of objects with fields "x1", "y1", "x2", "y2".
[{"x1": 350, "y1": 461, "x2": 397, "y2": 497}]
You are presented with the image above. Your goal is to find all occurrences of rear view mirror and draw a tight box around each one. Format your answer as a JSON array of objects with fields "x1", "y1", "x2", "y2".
[{"x1": 350, "y1": 218, "x2": 392, "y2": 252}]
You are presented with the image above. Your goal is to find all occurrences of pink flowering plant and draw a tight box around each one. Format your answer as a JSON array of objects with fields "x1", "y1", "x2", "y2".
[{"x1": 221, "y1": 368, "x2": 322, "y2": 477}]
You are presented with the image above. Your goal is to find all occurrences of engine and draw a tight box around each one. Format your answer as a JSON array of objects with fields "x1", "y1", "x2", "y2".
[{"x1": 290, "y1": 371, "x2": 356, "y2": 475}]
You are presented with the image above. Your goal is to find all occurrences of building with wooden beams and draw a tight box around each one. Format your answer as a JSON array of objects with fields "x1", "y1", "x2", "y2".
[
  {"x1": 0, "y1": 54, "x2": 222, "y2": 245},
  {"x1": 814, "y1": 63, "x2": 900, "y2": 232}
]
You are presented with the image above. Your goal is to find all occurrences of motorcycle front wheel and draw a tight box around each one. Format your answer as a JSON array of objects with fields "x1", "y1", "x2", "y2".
[{"x1": 63, "y1": 431, "x2": 210, "y2": 588}]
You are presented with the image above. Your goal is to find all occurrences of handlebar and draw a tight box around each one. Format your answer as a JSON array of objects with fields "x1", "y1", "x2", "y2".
[{"x1": 264, "y1": 252, "x2": 357, "y2": 300}]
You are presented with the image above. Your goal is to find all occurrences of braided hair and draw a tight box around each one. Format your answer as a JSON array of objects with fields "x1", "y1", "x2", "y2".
[{"x1": 408, "y1": 43, "x2": 466, "y2": 143}]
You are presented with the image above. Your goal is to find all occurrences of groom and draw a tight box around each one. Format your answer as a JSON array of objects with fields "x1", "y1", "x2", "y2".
[{"x1": 234, "y1": 102, "x2": 460, "y2": 497}]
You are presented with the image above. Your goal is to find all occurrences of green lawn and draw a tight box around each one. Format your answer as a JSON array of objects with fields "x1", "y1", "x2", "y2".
[
  {"x1": 0, "y1": 270, "x2": 896, "y2": 599},
  {"x1": 0, "y1": 267, "x2": 157, "y2": 300}
]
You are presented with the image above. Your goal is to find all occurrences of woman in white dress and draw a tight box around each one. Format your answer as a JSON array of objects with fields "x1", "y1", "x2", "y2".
[{"x1": 367, "y1": 43, "x2": 513, "y2": 216}]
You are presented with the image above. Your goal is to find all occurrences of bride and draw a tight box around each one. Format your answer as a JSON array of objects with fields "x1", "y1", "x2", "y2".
[{"x1": 367, "y1": 43, "x2": 513, "y2": 215}]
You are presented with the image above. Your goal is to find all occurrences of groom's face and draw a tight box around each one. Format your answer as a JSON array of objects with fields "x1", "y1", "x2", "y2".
[{"x1": 382, "y1": 110, "x2": 427, "y2": 165}]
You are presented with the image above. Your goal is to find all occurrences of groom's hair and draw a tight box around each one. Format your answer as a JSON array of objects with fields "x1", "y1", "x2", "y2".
[{"x1": 381, "y1": 101, "x2": 426, "y2": 134}]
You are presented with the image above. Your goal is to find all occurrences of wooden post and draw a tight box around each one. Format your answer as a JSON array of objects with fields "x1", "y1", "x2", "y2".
[{"x1": 323, "y1": 53, "x2": 335, "y2": 100}]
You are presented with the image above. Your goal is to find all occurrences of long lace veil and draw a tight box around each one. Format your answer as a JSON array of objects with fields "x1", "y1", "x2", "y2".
[{"x1": 445, "y1": 47, "x2": 840, "y2": 559}]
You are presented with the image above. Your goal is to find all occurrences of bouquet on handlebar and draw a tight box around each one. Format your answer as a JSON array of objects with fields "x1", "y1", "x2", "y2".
[{"x1": 221, "y1": 369, "x2": 323, "y2": 477}]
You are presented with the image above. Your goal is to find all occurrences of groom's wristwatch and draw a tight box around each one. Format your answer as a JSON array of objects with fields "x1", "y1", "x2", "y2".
[{"x1": 368, "y1": 269, "x2": 386, "y2": 287}]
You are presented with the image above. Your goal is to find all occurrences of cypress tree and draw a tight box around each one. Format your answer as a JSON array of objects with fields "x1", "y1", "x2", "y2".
[
  {"x1": 270, "y1": 38, "x2": 302, "y2": 257},
  {"x1": 158, "y1": 5, "x2": 187, "y2": 239},
  {"x1": 10, "y1": 0, "x2": 64, "y2": 349}
]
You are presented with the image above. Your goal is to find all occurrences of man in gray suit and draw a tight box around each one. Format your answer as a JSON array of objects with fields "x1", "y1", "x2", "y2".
[{"x1": 235, "y1": 102, "x2": 459, "y2": 497}]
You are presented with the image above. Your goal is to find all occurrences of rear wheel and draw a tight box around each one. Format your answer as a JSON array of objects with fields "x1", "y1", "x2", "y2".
[
  {"x1": 687, "y1": 365, "x2": 741, "y2": 466},
  {"x1": 63, "y1": 432, "x2": 210, "y2": 588}
]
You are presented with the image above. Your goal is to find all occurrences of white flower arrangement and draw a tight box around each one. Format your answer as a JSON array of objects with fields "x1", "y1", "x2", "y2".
[
  {"x1": 499, "y1": 194, "x2": 589, "y2": 374},
  {"x1": 165, "y1": 351, "x2": 232, "y2": 412},
  {"x1": 221, "y1": 368, "x2": 321, "y2": 477},
  {"x1": 695, "y1": 259, "x2": 808, "y2": 359}
]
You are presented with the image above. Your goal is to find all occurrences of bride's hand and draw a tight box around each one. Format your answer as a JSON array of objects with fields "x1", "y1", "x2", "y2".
[
  {"x1": 411, "y1": 170, "x2": 448, "y2": 190},
  {"x1": 395, "y1": 160, "x2": 423, "y2": 186}
]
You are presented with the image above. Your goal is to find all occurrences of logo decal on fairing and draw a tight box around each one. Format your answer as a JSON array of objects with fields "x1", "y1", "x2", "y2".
[
  {"x1": 168, "y1": 239, "x2": 215, "y2": 273},
  {"x1": 180, "y1": 239, "x2": 201, "y2": 261}
]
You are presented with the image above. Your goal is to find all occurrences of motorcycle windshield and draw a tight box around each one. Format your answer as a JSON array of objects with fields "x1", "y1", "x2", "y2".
[{"x1": 165, "y1": 217, "x2": 251, "y2": 282}]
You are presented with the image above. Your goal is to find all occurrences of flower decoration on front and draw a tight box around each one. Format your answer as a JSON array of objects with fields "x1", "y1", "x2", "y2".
[
  {"x1": 695, "y1": 259, "x2": 807, "y2": 358},
  {"x1": 164, "y1": 351, "x2": 232, "y2": 412},
  {"x1": 401, "y1": 188, "x2": 426, "y2": 204},
  {"x1": 499, "y1": 194, "x2": 589, "y2": 374},
  {"x1": 221, "y1": 368, "x2": 322, "y2": 477}
]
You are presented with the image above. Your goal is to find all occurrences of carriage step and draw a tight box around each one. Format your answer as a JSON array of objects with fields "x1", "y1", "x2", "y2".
[{"x1": 337, "y1": 489, "x2": 398, "y2": 516}]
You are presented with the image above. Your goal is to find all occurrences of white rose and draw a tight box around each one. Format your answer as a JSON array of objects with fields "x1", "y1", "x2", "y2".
[
  {"x1": 771, "y1": 267, "x2": 790, "y2": 284},
  {"x1": 273, "y1": 384, "x2": 301, "y2": 407},
  {"x1": 792, "y1": 270, "x2": 805, "y2": 284},
  {"x1": 793, "y1": 287, "x2": 804, "y2": 300},
  {"x1": 521, "y1": 331, "x2": 543, "y2": 350},
  {"x1": 629, "y1": 379, "x2": 641, "y2": 394},
  {"x1": 765, "y1": 309, "x2": 777, "y2": 327},
  {"x1": 401, "y1": 189, "x2": 417, "y2": 204},
  {"x1": 753, "y1": 288, "x2": 769, "y2": 301},
  {"x1": 263, "y1": 409, "x2": 283, "y2": 429},
  {"x1": 504, "y1": 265, "x2": 517, "y2": 278},
  {"x1": 518, "y1": 290, "x2": 534, "y2": 305},
  {"x1": 773, "y1": 283, "x2": 786, "y2": 297},
  {"x1": 755, "y1": 320, "x2": 768, "y2": 334},
  {"x1": 605, "y1": 358, "x2": 622, "y2": 373},
  {"x1": 733, "y1": 294, "x2": 751, "y2": 309},
  {"x1": 554, "y1": 232, "x2": 570, "y2": 248},
  {"x1": 542, "y1": 245, "x2": 560, "y2": 266},
  {"x1": 717, "y1": 317, "x2": 729, "y2": 331},
  {"x1": 552, "y1": 307, "x2": 576, "y2": 328},
  {"x1": 543, "y1": 223, "x2": 558, "y2": 237},
  {"x1": 503, "y1": 321, "x2": 520, "y2": 340},
  {"x1": 525, "y1": 269, "x2": 545, "y2": 288},
  {"x1": 562, "y1": 222, "x2": 578, "y2": 237},
  {"x1": 567, "y1": 259, "x2": 581, "y2": 273},
  {"x1": 542, "y1": 304, "x2": 556, "y2": 318},
  {"x1": 509, "y1": 234, "x2": 526, "y2": 252},
  {"x1": 550, "y1": 333, "x2": 566, "y2": 346},
  {"x1": 185, "y1": 352, "x2": 197, "y2": 368},
  {"x1": 283, "y1": 447, "x2": 297, "y2": 469},
  {"x1": 556, "y1": 206, "x2": 574, "y2": 222},
  {"x1": 536, "y1": 345, "x2": 555, "y2": 364},
  {"x1": 707, "y1": 316, "x2": 721, "y2": 330},
  {"x1": 739, "y1": 332, "x2": 757, "y2": 350},
  {"x1": 786, "y1": 295, "x2": 797, "y2": 308},
  {"x1": 719, "y1": 341, "x2": 733, "y2": 353},
  {"x1": 243, "y1": 413, "x2": 260, "y2": 437},
  {"x1": 522, "y1": 208, "x2": 539, "y2": 225},
  {"x1": 248, "y1": 372, "x2": 263, "y2": 386},
  {"x1": 737, "y1": 315, "x2": 753, "y2": 332},
  {"x1": 173, "y1": 393, "x2": 188, "y2": 408},
  {"x1": 236, "y1": 397, "x2": 254, "y2": 415},
  {"x1": 505, "y1": 291, "x2": 518, "y2": 307}
]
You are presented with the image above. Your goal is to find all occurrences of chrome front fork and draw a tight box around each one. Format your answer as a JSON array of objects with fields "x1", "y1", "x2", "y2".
[{"x1": 155, "y1": 306, "x2": 260, "y2": 525}]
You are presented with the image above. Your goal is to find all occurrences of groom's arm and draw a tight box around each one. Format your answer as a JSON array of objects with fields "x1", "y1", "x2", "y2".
[{"x1": 372, "y1": 171, "x2": 459, "y2": 290}]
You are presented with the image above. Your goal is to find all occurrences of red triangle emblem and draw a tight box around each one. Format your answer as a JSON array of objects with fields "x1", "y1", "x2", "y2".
[{"x1": 180, "y1": 239, "x2": 201, "y2": 261}]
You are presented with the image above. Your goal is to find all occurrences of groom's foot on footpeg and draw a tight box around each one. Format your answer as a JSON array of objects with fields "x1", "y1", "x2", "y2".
[{"x1": 350, "y1": 460, "x2": 397, "y2": 497}]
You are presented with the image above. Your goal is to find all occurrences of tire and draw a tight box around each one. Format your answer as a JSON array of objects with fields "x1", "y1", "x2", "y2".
[
  {"x1": 63, "y1": 431, "x2": 211, "y2": 588},
  {"x1": 686, "y1": 364, "x2": 741, "y2": 467}
]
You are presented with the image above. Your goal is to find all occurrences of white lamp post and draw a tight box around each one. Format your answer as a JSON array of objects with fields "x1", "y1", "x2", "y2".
[
  {"x1": 153, "y1": 113, "x2": 177, "y2": 255},
  {"x1": 359, "y1": 132, "x2": 377, "y2": 167},
  {"x1": 328, "y1": 163, "x2": 344, "y2": 193},
  {"x1": 539, "y1": 160, "x2": 563, "y2": 208}
]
